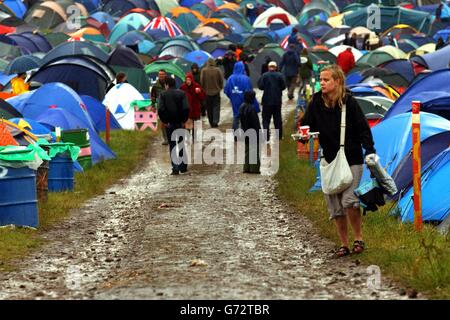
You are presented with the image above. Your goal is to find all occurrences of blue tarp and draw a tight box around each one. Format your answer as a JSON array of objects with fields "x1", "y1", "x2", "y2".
[
  {"x1": 397, "y1": 147, "x2": 450, "y2": 223},
  {"x1": 80, "y1": 95, "x2": 122, "y2": 132},
  {"x1": 7, "y1": 83, "x2": 116, "y2": 164},
  {"x1": 384, "y1": 69, "x2": 450, "y2": 120}
]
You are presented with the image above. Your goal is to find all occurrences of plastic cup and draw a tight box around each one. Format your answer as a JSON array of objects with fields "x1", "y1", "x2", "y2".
[{"x1": 299, "y1": 125, "x2": 310, "y2": 137}]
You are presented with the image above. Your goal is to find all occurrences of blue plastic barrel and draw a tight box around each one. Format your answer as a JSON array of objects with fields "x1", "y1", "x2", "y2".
[
  {"x1": 48, "y1": 154, "x2": 74, "y2": 192},
  {"x1": 0, "y1": 166, "x2": 39, "y2": 228}
]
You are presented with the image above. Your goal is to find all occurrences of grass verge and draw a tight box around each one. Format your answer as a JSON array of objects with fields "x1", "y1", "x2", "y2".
[
  {"x1": 0, "y1": 130, "x2": 155, "y2": 271},
  {"x1": 276, "y1": 113, "x2": 450, "y2": 299}
]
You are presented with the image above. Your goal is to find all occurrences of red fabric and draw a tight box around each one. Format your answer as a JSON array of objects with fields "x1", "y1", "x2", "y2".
[
  {"x1": 0, "y1": 25, "x2": 15, "y2": 34},
  {"x1": 180, "y1": 73, "x2": 205, "y2": 120},
  {"x1": 267, "y1": 13, "x2": 290, "y2": 26},
  {"x1": 336, "y1": 49, "x2": 355, "y2": 74}
]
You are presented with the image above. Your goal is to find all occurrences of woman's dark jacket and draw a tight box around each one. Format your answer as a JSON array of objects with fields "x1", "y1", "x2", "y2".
[{"x1": 301, "y1": 91, "x2": 375, "y2": 166}]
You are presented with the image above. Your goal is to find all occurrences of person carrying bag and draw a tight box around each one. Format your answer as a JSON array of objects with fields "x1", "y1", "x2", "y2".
[
  {"x1": 320, "y1": 103, "x2": 353, "y2": 195},
  {"x1": 300, "y1": 64, "x2": 376, "y2": 258}
]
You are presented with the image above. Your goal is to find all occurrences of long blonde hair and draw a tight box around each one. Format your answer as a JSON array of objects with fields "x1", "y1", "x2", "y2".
[{"x1": 321, "y1": 64, "x2": 346, "y2": 108}]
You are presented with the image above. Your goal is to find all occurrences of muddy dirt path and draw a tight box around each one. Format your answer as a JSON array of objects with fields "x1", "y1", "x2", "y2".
[{"x1": 0, "y1": 94, "x2": 409, "y2": 300}]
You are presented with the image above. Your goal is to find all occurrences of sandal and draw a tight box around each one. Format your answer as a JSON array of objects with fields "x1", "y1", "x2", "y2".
[
  {"x1": 333, "y1": 246, "x2": 350, "y2": 258},
  {"x1": 352, "y1": 240, "x2": 365, "y2": 254}
]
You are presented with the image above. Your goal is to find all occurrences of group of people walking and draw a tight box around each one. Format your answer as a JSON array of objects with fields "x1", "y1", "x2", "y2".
[{"x1": 150, "y1": 45, "x2": 375, "y2": 259}]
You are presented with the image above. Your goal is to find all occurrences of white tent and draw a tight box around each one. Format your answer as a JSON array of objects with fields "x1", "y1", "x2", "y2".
[
  {"x1": 103, "y1": 83, "x2": 144, "y2": 130},
  {"x1": 329, "y1": 45, "x2": 363, "y2": 61},
  {"x1": 252, "y1": 7, "x2": 298, "y2": 29}
]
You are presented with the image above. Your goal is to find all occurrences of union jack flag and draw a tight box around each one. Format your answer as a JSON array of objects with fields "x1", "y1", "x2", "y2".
[{"x1": 143, "y1": 17, "x2": 184, "y2": 38}]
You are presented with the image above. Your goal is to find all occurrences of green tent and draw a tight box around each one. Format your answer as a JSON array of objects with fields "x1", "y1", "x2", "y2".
[
  {"x1": 343, "y1": 5, "x2": 433, "y2": 34},
  {"x1": 111, "y1": 65, "x2": 150, "y2": 94},
  {"x1": 0, "y1": 42, "x2": 21, "y2": 60},
  {"x1": 43, "y1": 32, "x2": 70, "y2": 47},
  {"x1": 358, "y1": 51, "x2": 395, "y2": 66},
  {"x1": 0, "y1": 58, "x2": 9, "y2": 71},
  {"x1": 145, "y1": 60, "x2": 186, "y2": 85}
]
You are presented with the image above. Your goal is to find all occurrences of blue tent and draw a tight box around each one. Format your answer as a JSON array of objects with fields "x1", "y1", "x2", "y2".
[
  {"x1": 102, "y1": 0, "x2": 142, "y2": 17},
  {"x1": 4, "y1": 55, "x2": 42, "y2": 75},
  {"x1": 411, "y1": 45, "x2": 450, "y2": 71},
  {"x1": 80, "y1": 95, "x2": 122, "y2": 132},
  {"x1": 379, "y1": 59, "x2": 415, "y2": 83},
  {"x1": 9, "y1": 117, "x2": 55, "y2": 137},
  {"x1": 183, "y1": 50, "x2": 212, "y2": 68},
  {"x1": 42, "y1": 41, "x2": 109, "y2": 65},
  {"x1": 7, "y1": 83, "x2": 116, "y2": 164},
  {"x1": 30, "y1": 56, "x2": 115, "y2": 100},
  {"x1": 17, "y1": 32, "x2": 52, "y2": 53},
  {"x1": 391, "y1": 131, "x2": 450, "y2": 200},
  {"x1": 397, "y1": 147, "x2": 450, "y2": 223},
  {"x1": 384, "y1": 69, "x2": 450, "y2": 120},
  {"x1": 433, "y1": 29, "x2": 450, "y2": 42},
  {"x1": 361, "y1": 112, "x2": 450, "y2": 183},
  {"x1": 346, "y1": 72, "x2": 364, "y2": 85},
  {"x1": 89, "y1": 12, "x2": 116, "y2": 31},
  {"x1": 3, "y1": 0, "x2": 27, "y2": 19},
  {"x1": 180, "y1": 0, "x2": 202, "y2": 7},
  {"x1": 349, "y1": 86, "x2": 385, "y2": 97}
]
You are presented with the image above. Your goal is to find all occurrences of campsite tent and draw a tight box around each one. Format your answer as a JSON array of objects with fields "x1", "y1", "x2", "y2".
[
  {"x1": 102, "y1": 83, "x2": 144, "y2": 130},
  {"x1": 384, "y1": 69, "x2": 450, "y2": 120},
  {"x1": 342, "y1": 5, "x2": 433, "y2": 34},
  {"x1": 410, "y1": 45, "x2": 450, "y2": 71},
  {"x1": 30, "y1": 56, "x2": 115, "y2": 100},
  {"x1": 7, "y1": 83, "x2": 116, "y2": 163},
  {"x1": 397, "y1": 147, "x2": 450, "y2": 223},
  {"x1": 361, "y1": 112, "x2": 450, "y2": 183},
  {"x1": 252, "y1": 7, "x2": 298, "y2": 28},
  {"x1": 391, "y1": 131, "x2": 450, "y2": 200},
  {"x1": 81, "y1": 95, "x2": 121, "y2": 132}
]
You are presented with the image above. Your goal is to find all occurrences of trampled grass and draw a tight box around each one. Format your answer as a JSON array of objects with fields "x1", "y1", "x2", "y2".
[
  {"x1": 0, "y1": 130, "x2": 155, "y2": 270},
  {"x1": 276, "y1": 116, "x2": 450, "y2": 299}
]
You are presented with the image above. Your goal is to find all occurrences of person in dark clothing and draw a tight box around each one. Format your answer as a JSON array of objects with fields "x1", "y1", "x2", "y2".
[
  {"x1": 350, "y1": 33, "x2": 357, "y2": 48},
  {"x1": 240, "y1": 52, "x2": 251, "y2": 77},
  {"x1": 222, "y1": 50, "x2": 237, "y2": 79},
  {"x1": 261, "y1": 56, "x2": 272, "y2": 75},
  {"x1": 436, "y1": 36, "x2": 446, "y2": 50},
  {"x1": 436, "y1": 3, "x2": 443, "y2": 22},
  {"x1": 300, "y1": 64, "x2": 376, "y2": 258},
  {"x1": 343, "y1": 32, "x2": 352, "y2": 46},
  {"x1": 280, "y1": 43, "x2": 301, "y2": 100},
  {"x1": 190, "y1": 63, "x2": 201, "y2": 84},
  {"x1": 158, "y1": 76, "x2": 190, "y2": 175},
  {"x1": 257, "y1": 61, "x2": 286, "y2": 142},
  {"x1": 239, "y1": 90, "x2": 261, "y2": 174},
  {"x1": 151, "y1": 69, "x2": 169, "y2": 145}
]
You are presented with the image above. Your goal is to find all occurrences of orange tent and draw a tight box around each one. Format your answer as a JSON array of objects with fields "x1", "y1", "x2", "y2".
[
  {"x1": 170, "y1": 7, "x2": 206, "y2": 23},
  {"x1": 216, "y1": 3, "x2": 240, "y2": 11}
]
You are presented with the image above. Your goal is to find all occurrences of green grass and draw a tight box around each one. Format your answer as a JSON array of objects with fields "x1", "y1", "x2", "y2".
[
  {"x1": 276, "y1": 114, "x2": 450, "y2": 299},
  {"x1": 0, "y1": 130, "x2": 155, "y2": 270}
]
